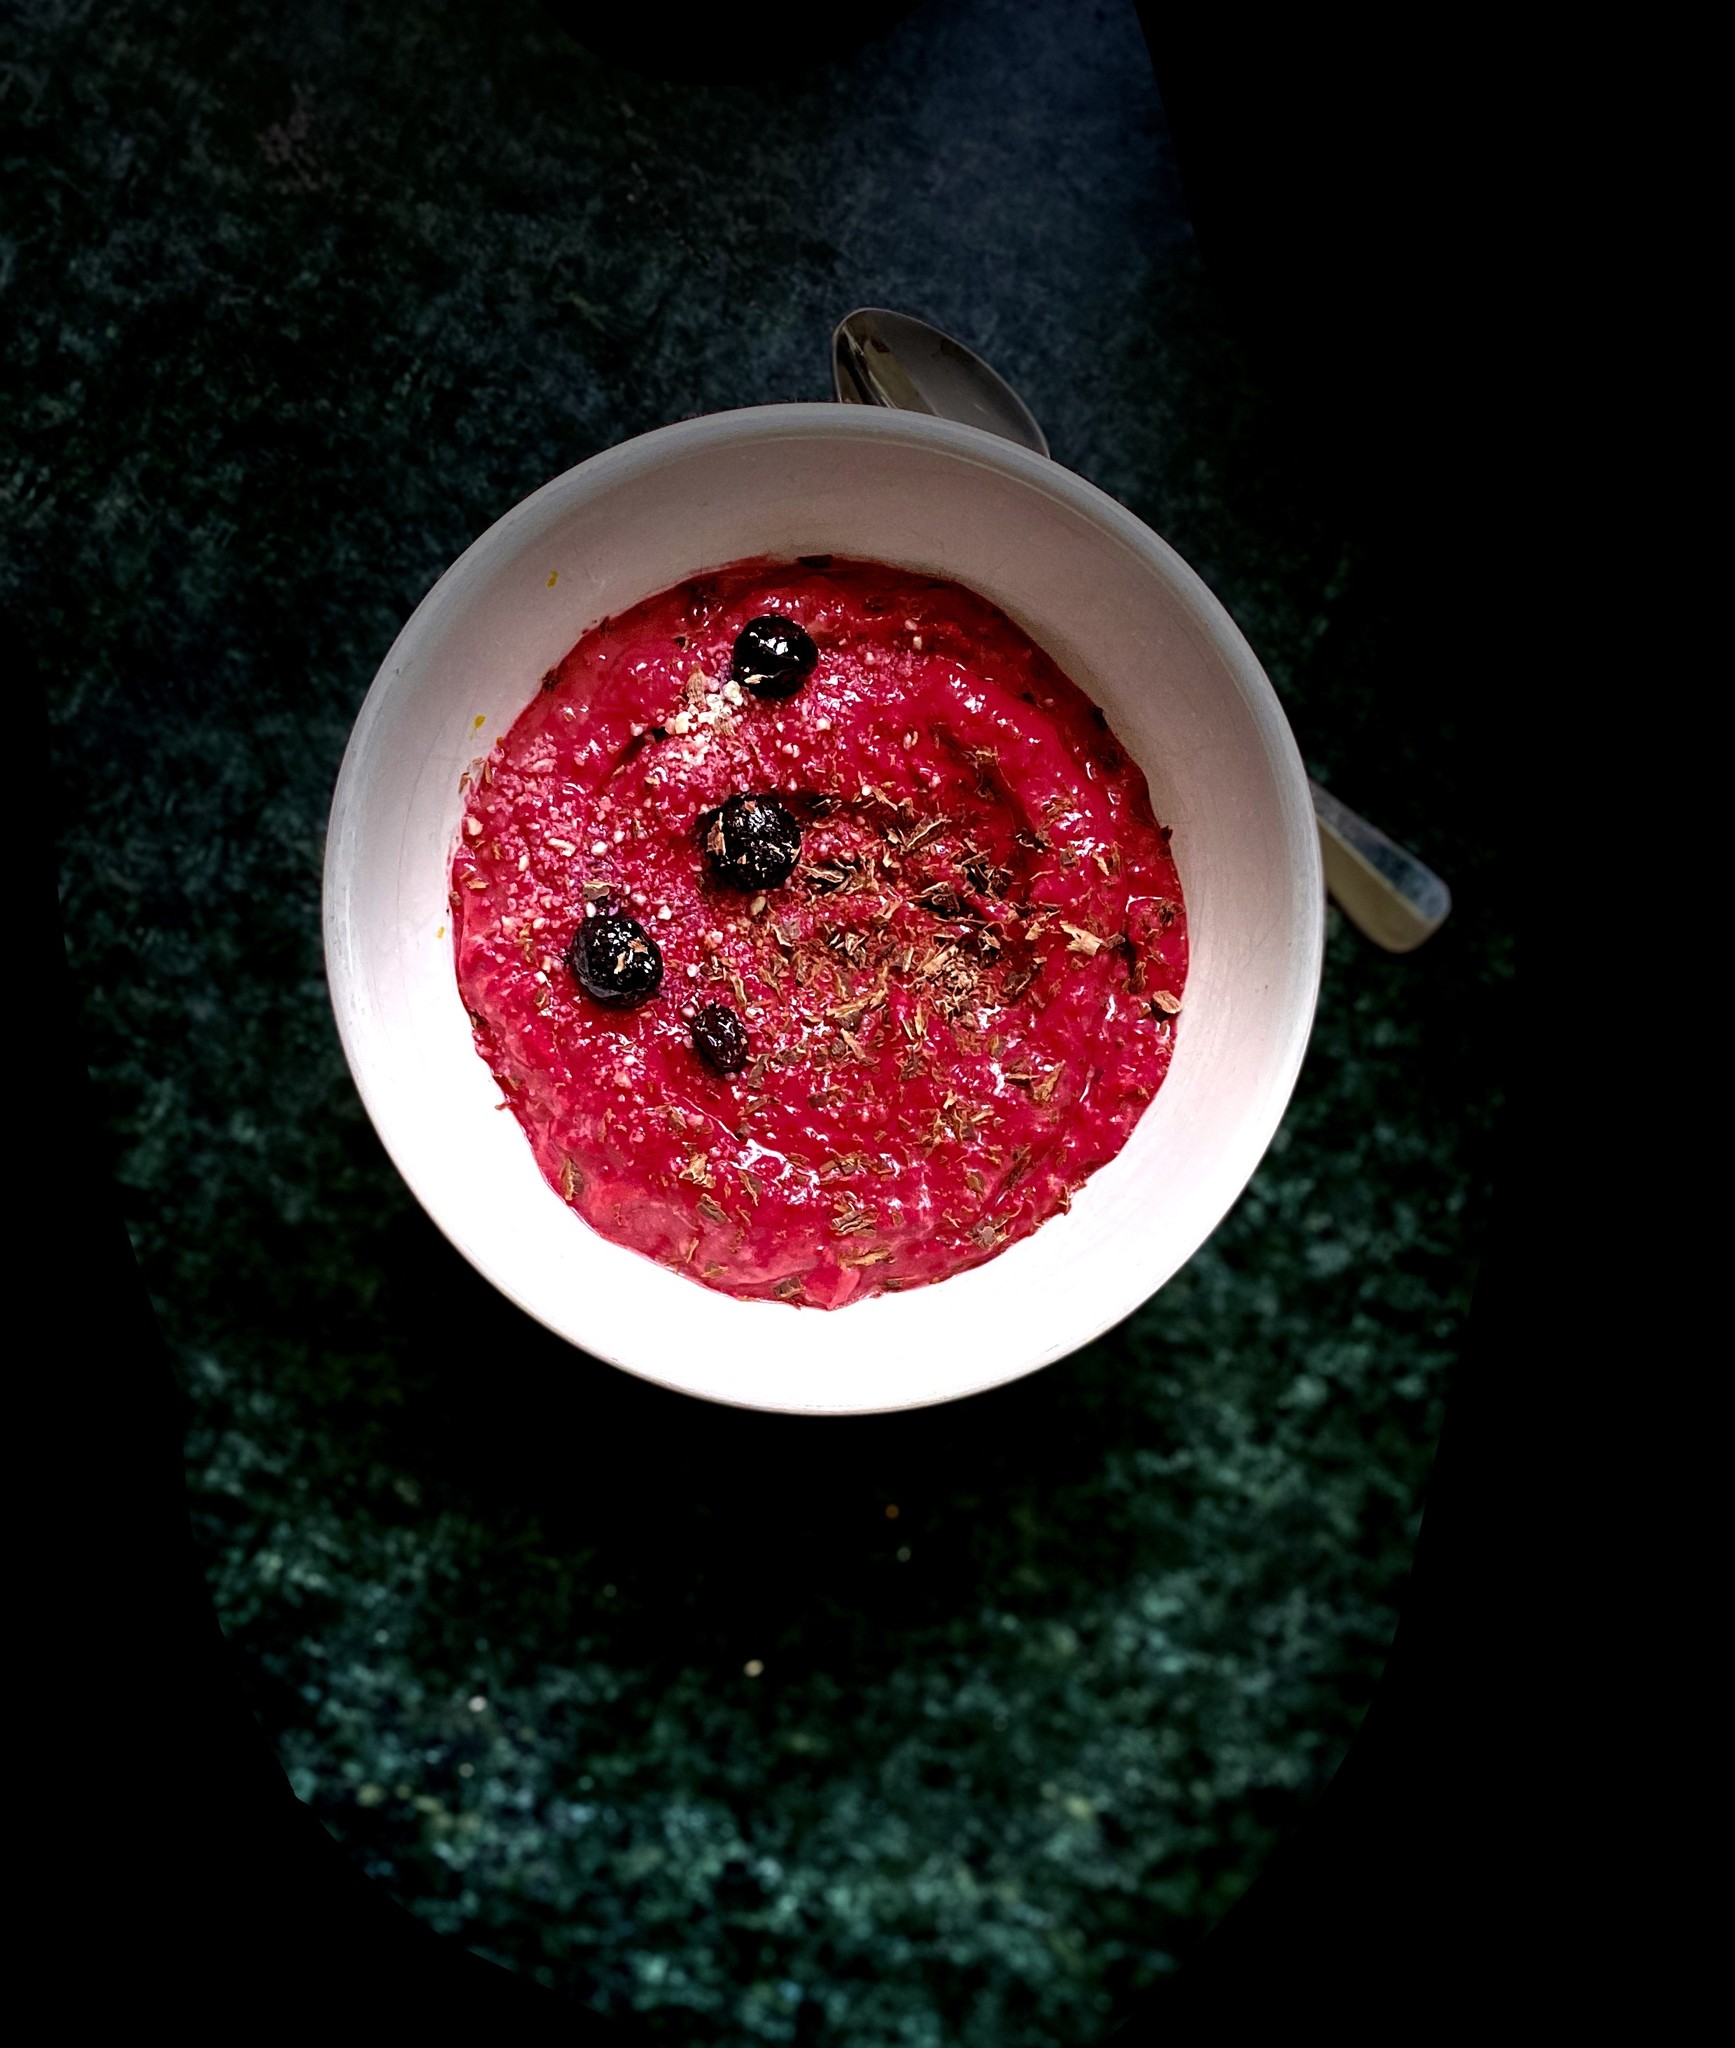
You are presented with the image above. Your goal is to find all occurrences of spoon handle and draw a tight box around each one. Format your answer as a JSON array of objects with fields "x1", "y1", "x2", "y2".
[{"x1": 1309, "y1": 780, "x2": 1451, "y2": 953}]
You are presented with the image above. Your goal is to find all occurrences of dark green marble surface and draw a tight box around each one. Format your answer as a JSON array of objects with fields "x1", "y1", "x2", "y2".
[{"x1": 12, "y1": 1, "x2": 1510, "y2": 2039}]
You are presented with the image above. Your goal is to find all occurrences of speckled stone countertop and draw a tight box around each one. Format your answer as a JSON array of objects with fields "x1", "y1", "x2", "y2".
[{"x1": 13, "y1": 1, "x2": 1509, "y2": 2040}]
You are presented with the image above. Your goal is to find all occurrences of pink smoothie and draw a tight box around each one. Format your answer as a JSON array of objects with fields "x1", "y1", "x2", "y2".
[{"x1": 451, "y1": 557, "x2": 1187, "y2": 1309}]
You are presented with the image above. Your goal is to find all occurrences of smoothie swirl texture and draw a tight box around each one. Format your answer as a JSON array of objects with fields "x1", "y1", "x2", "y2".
[{"x1": 451, "y1": 558, "x2": 1188, "y2": 1309}]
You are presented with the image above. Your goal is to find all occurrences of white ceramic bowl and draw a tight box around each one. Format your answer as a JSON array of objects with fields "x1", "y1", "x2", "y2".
[{"x1": 324, "y1": 405, "x2": 1321, "y2": 1414}]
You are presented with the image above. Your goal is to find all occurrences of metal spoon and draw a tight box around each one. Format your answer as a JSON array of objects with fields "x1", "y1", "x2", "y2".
[
  {"x1": 830, "y1": 306, "x2": 1451, "y2": 953},
  {"x1": 833, "y1": 306, "x2": 1051, "y2": 456}
]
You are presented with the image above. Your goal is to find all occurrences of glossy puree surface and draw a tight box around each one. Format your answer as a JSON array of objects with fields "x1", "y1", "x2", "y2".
[{"x1": 452, "y1": 558, "x2": 1188, "y2": 1308}]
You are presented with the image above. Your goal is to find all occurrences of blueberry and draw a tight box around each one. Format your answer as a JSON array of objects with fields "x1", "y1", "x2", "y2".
[
  {"x1": 567, "y1": 908, "x2": 663, "y2": 1008},
  {"x1": 691, "y1": 1002, "x2": 749, "y2": 1074},
  {"x1": 731, "y1": 614, "x2": 818, "y2": 700},
  {"x1": 702, "y1": 793, "x2": 801, "y2": 891}
]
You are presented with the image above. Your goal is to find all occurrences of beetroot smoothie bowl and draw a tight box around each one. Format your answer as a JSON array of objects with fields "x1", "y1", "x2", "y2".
[{"x1": 324, "y1": 406, "x2": 1321, "y2": 1414}]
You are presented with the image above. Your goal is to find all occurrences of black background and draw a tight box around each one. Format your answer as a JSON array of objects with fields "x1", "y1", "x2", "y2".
[{"x1": 34, "y1": 4, "x2": 1551, "y2": 2032}]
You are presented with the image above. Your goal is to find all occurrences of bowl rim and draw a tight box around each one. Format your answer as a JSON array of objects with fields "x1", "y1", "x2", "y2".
[{"x1": 323, "y1": 403, "x2": 1324, "y2": 1413}]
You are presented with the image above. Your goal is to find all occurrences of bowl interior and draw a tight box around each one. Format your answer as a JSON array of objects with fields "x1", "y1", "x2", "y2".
[{"x1": 324, "y1": 406, "x2": 1321, "y2": 1413}]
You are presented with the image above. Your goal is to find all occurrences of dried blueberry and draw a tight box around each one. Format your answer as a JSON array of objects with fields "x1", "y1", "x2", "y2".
[
  {"x1": 702, "y1": 793, "x2": 801, "y2": 891},
  {"x1": 691, "y1": 1002, "x2": 749, "y2": 1074},
  {"x1": 731, "y1": 614, "x2": 818, "y2": 700},
  {"x1": 567, "y1": 908, "x2": 663, "y2": 1008}
]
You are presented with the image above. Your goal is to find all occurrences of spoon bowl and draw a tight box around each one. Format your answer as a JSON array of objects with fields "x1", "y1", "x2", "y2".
[{"x1": 833, "y1": 307, "x2": 1050, "y2": 457}]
